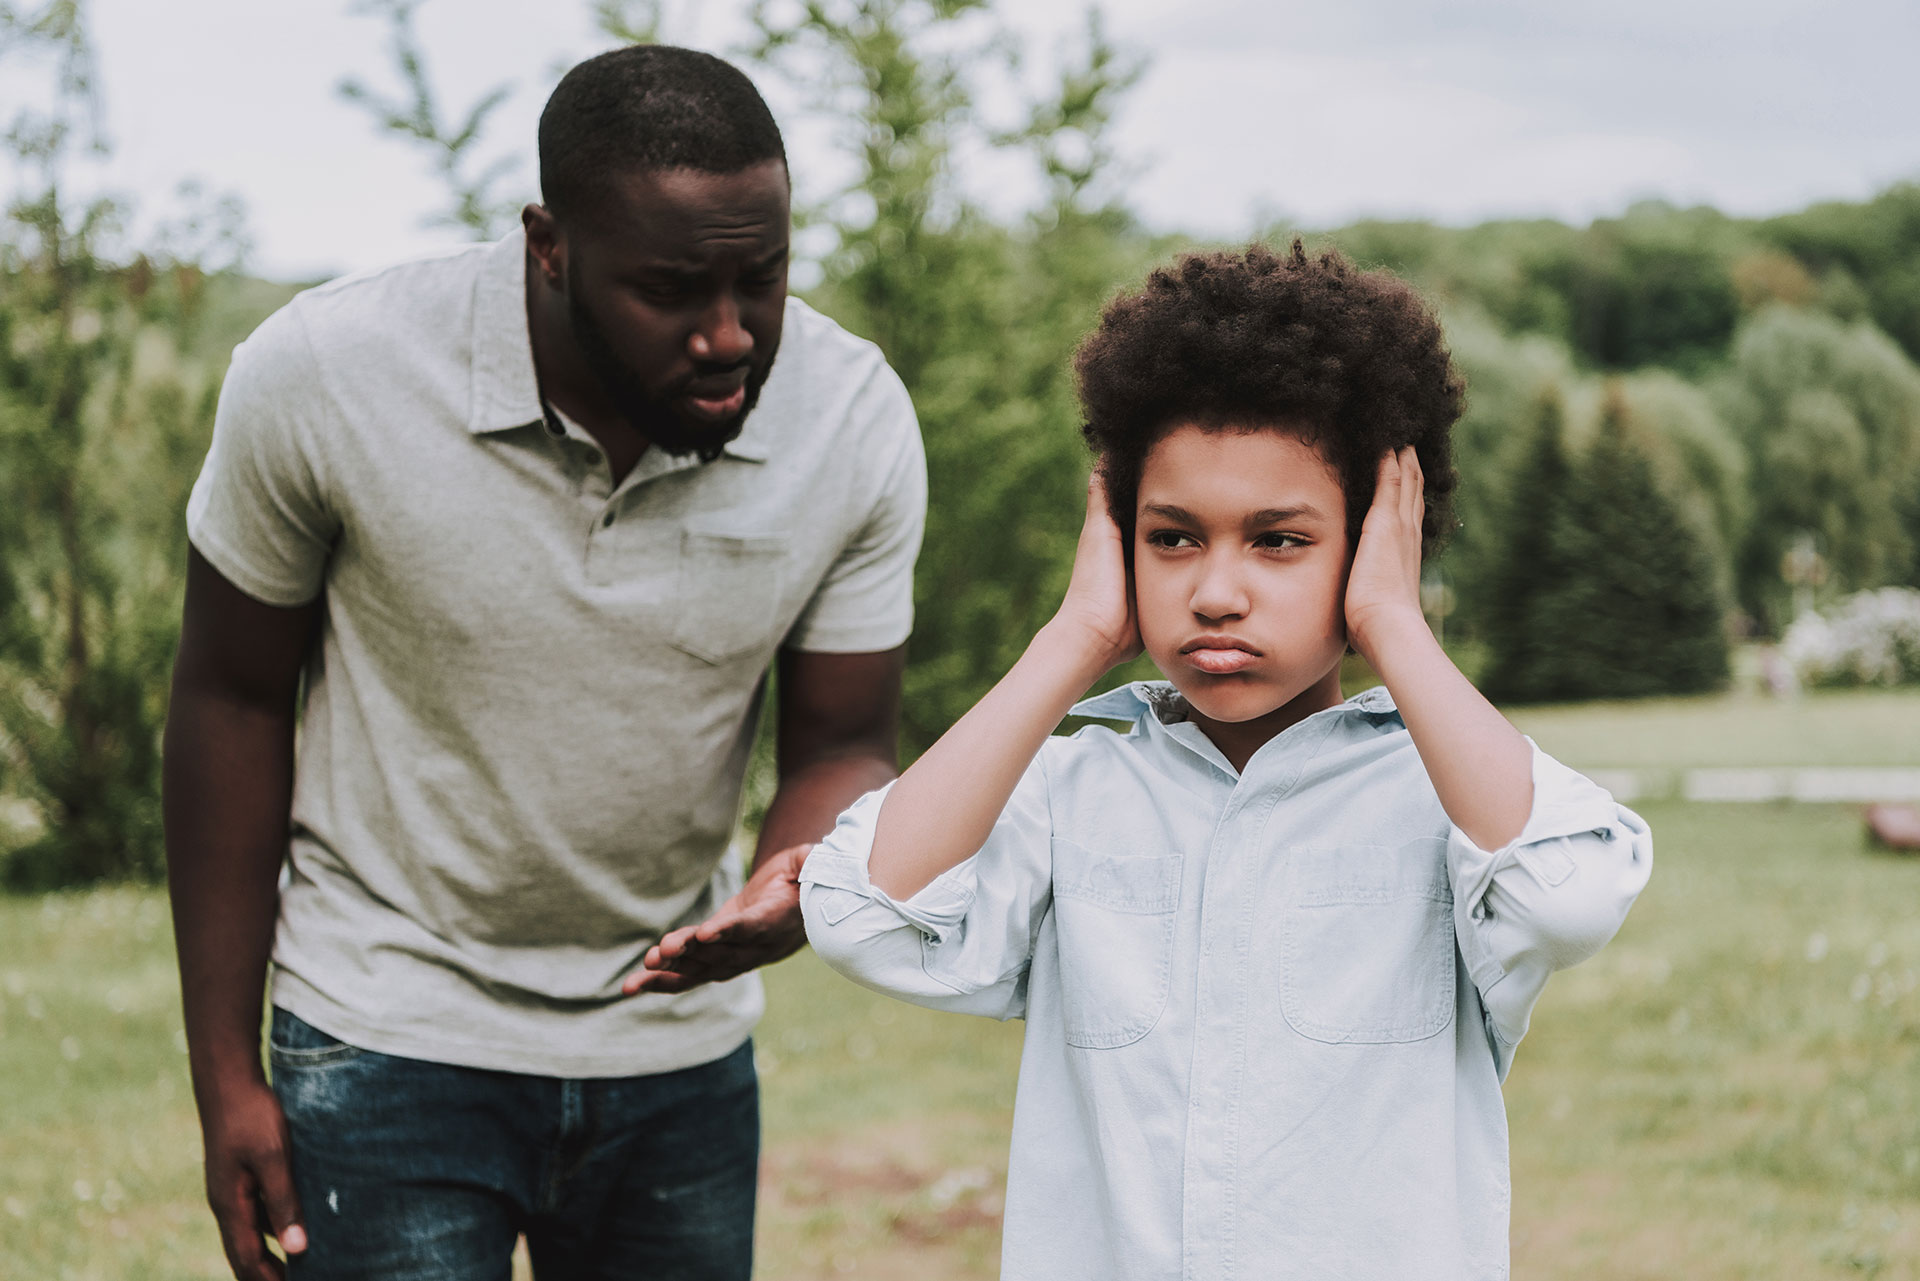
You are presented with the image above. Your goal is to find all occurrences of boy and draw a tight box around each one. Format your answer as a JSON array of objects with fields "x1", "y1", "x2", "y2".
[{"x1": 795, "y1": 243, "x2": 1651, "y2": 1279}]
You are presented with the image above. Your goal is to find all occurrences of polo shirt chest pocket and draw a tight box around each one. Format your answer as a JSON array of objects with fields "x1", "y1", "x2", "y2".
[
  {"x1": 670, "y1": 527, "x2": 788, "y2": 666},
  {"x1": 1049, "y1": 838, "x2": 1183, "y2": 1049},
  {"x1": 1279, "y1": 838, "x2": 1456, "y2": 1044}
]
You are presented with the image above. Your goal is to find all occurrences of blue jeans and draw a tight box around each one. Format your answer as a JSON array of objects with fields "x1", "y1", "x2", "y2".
[{"x1": 269, "y1": 1008, "x2": 758, "y2": 1280}]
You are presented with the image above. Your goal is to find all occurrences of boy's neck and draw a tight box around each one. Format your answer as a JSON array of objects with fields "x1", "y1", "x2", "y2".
[{"x1": 1186, "y1": 665, "x2": 1346, "y2": 774}]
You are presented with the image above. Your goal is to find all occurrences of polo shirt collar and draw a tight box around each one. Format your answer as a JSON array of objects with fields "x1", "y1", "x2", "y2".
[
  {"x1": 468, "y1": 230, "x2": 545, "y2": 435},
  {"x1": 464, "y1": 228, "x2": 774, "y2": 463}
]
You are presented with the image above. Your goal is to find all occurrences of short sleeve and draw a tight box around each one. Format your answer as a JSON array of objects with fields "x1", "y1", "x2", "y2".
[
  {"x1": 185, "y1": 307, "x2": 340, "y2": 606},
  {"x1": 785, "y1": 363, "x2": 926, "y2": 653}
]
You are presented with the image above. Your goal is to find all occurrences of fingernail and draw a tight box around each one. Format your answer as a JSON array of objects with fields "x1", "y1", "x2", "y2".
[{"x1": 282, "y1": 1225, "x2": 308, "y2": 1253}]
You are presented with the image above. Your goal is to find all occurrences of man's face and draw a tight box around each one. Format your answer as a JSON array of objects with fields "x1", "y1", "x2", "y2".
[
  {"x1": 1133, "y1": 424, "x2": 1352, "y2": 729},
  {"x1": 560, "y1": 160, "x2": 790, "y2": 458}
]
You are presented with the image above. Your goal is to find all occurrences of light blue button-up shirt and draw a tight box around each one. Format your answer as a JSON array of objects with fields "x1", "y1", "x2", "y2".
[{"x1": 799, "y1": 681, "x2": 1652, "y2": 1280}]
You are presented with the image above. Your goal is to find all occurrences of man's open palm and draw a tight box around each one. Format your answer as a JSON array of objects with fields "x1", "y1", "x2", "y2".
[{"x1": 624, "y1": 843, "x2": 812, "y2": 995}]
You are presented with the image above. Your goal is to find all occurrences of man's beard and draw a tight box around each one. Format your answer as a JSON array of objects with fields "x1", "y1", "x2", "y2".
[{"x1": 565, "y1": 276, "x2": 774, "y2": 463}]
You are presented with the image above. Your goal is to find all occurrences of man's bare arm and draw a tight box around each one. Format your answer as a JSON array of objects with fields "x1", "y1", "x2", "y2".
[
  {"x1": 163, "y1": 547, "x2": 319, "y2": 1280},
  {"x1": 625, "y1": 644, "x2": 904, "y2": 994}
]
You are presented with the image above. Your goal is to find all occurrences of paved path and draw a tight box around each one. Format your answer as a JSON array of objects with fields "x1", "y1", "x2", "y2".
[{"x1": 1585, "y1": 768, "x2": 1920, "y2": 804}]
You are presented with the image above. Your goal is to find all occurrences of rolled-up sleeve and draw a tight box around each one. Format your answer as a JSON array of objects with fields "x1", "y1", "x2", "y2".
[
  {"x1": 799, "y1": 755, "x2": 1053, "y2": 1021},
  {"x1": 1448, "y1": 740, "x2": 1652, "y2": 1069}
]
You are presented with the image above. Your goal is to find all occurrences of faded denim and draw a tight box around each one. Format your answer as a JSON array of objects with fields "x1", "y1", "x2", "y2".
[{"x1": 269, "y1": 1008, "x2": 757, "y2": 1281}]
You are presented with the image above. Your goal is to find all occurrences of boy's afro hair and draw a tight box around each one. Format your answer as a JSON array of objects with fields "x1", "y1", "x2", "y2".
[{"x1": 1075, "y1": 240, "x2": 1463, "y2": 555}]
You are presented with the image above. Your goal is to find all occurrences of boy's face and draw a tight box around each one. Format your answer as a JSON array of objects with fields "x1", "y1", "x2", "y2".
[{"x1": 1133, "y1": 424, "x2": 1351, "y2": 733}]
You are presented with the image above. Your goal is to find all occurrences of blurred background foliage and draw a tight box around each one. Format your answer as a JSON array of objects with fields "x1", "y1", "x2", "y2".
[{"x1": 5, "y1": 0, "x2": 1920, "y2": 888}]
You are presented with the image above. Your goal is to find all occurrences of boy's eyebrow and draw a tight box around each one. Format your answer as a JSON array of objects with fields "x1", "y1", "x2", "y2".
[
  {"x1": 1138, "y1": 502, "x2": 1330, "y2": 526},
  {"x1": 1247, "y1": 505, "x2": 1329, "y2": 526},
  {"x1": 1139, "y1": 502, "x2": 1201, "y2": 524}
]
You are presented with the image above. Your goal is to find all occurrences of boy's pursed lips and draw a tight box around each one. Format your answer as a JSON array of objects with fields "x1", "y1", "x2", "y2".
[{"x1": 1181, "y1": 633, "x2": 1263, "y2": 675}]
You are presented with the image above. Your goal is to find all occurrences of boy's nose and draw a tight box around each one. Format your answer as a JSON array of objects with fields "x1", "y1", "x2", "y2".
[{"x1": 1189, "y1": 556, "x2": 1250, "y2": 621}]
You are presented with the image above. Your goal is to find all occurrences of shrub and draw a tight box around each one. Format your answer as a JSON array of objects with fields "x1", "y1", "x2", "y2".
[{"x1": 1781, "y1": 588, "x2": 1920, "y2": 688}]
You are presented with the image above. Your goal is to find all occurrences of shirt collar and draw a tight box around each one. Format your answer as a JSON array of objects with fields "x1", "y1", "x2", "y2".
[
  {"x1": 1069, "y1": 679, "x2": 1400, "y2": 724},
  {"x1": 467, "y1": 230, "x2": 545, "y2": 436},
  {"x1": 463, "y1": 227, "x2": 775, "y2": 464},
  {"x1": 1073, "y1": 678, "x2": 1402, "y2": 784}
]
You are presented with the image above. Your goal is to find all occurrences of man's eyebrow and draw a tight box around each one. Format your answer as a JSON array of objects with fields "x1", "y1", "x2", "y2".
[{"x1": 629, "y1": 246, "x2": 790, "y2": 277}]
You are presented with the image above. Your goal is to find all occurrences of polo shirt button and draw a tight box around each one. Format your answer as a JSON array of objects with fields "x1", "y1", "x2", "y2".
[{"x1": 602, "y1": 511, "x2": 616, "y2": 528}]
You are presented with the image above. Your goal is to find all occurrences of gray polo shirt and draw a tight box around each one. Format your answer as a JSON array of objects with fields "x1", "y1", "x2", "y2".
[{"x1": 186, "y1": 231, "x2": 925, "y2": 1076}]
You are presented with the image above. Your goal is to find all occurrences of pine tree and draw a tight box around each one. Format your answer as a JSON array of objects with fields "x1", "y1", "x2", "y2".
[
  {"x1": 1524, "y1": 386, "x2": 1731, "y2": 701},
  {"x1": 1480, "y1": 390, "x2": 1579, "y2": 703}
]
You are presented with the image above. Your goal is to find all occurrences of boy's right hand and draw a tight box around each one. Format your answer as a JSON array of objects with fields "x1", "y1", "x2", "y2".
[{"x1": 1046, "y1": 472, "x2": 1142, "y2": 674}]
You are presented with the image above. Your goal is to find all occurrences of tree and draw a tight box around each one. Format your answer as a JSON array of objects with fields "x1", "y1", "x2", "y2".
[
  {"x1": 746, "y1": 0, "x2": 1160, "y2": 751},
  {"x1": 1764, "y1": 183, "x2": 1920, "y2": 363},
  {"x1": 1497, "y1": 387, "x2": 1730, "y2": 702},
  {"x1": 1432, "y1": 305, "x2": 1578, "y2": 644},
  {"x1": 1478, "y1": 389, "x2": 1579, "y2": 703},
  {"x1": 338, "y1": 0, "x2": 526, "y2": 239},
  {"x1": 1716, "y1": 305, "x2": 1920, "y2": 629},
  {"x1": 0, "y1": 0, "x2": 246, "y2": 886}
]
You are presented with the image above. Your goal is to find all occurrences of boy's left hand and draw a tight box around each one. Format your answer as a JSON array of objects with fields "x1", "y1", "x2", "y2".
[{"x1": 1344, "y1": 446, "x2": 1429, "y2": 664}]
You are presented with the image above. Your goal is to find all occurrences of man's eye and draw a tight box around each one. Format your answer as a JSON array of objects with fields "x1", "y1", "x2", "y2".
[{"x1": 636, "y1": 282, "x2": 693, "y2": 303}]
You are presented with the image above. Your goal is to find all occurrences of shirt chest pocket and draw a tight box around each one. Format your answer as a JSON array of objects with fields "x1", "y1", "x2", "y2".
[
  {"x1": 670, "y1": 527, "x2": 788, "y2": 666},
  {"x1": 1279, "y1": 838, "x2": 1456, "y2": 1045},
  {"x1": 1049, "y1": 838, "x2": 1183, "y2": 1049}
]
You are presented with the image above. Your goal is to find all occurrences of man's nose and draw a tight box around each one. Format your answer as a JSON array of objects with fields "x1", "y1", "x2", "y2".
[
  {"x1": 689, "y1": 294, "x2": 752, "y2": 365},
  {"x1": 1189, "y1": 552, "x2": 1250, "y2": 621}
]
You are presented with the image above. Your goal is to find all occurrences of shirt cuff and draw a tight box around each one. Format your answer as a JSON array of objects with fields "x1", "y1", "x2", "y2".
[
  {"x1": 1446, "y1": 739, "x2": 1625, "y2": 982},
  {"x1": 798, "y1": 785, "x2": 978, "y2": 942}
]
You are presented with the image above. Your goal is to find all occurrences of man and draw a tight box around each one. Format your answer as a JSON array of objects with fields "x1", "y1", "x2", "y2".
[{"x1": 163, "y1": 45, "x2": 923, "y2": 1281}]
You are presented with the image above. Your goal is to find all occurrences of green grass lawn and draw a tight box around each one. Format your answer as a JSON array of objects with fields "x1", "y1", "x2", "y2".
[
  {"x1": 5, "y1": 798, "x2": 1918, "y2": 1279},
  {"x1": 1506, "y1": 687, "x2": 1920, "y2": 771}
]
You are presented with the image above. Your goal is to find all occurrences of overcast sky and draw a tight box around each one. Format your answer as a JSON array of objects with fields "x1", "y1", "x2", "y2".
[{"x1": 7, "y1": 0, "x2": 1916, "y2": 281}]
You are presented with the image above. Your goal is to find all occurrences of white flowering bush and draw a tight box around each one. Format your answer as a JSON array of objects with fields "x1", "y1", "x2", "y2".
[{"x1": 1781, "y1": 588, "x2": 1920, "y2": 688}]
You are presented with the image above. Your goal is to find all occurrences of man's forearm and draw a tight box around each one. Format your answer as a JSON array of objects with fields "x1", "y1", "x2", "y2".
[
  {"x1": 755, "y1": 751, "x2": 899, "y2": 867},
  {"x1": 162, "y1": 687, "x2": 299, "y2": 1101}
]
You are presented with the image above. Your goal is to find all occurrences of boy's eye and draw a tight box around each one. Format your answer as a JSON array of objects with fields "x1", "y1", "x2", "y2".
[{"x1": 1255, "y1": 532, "x2": 1309, "y2": 550}]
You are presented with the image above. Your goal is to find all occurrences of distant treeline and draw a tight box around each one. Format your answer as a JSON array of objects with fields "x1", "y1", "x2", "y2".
[{"x1": 1309, "y1": 186, "x2": 1920, "y2": 695}]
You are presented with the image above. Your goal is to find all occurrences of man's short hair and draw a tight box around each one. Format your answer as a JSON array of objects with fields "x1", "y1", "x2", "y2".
[
  {"x1": 538, "y1": 44, "x2": 787, "y2": 224},
  {"x1": 1075, "y1": 240, "x2": 1463, "y2": 555}
]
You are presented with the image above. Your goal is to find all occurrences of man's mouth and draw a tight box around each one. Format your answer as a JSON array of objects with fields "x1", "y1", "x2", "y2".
[
  {"x1": 682, "y1": 385, "x2": 747, "y2": 421},
  {"x1": 1180, "y1": 634, "x2": 1262, "y2": 675},
  {"x1": 679, "y1": 370, "x2": 751, "y2": 423}
]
